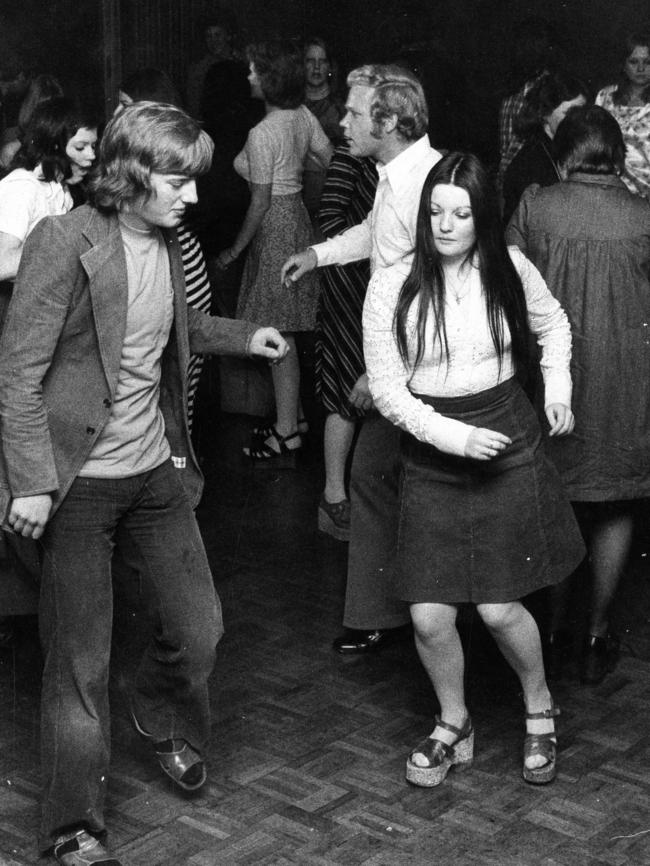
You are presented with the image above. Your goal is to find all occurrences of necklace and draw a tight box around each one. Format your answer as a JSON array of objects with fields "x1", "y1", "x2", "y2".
[{"x1": 445, "y1": 263, "x2": 474, "y2": 304}]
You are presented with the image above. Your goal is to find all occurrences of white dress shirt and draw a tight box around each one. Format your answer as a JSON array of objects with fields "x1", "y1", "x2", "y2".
[
  {"x1": 311, "y1": 135, "x2": 442, "y2": 273},
  {"x1": 363, "y1": 247, "x2": 572, "y2": 456}
]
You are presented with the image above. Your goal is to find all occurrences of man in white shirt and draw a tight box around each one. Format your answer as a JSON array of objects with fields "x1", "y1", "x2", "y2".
[{"x1": 282, "y1": 64, "x2": 442, "y2": 654}]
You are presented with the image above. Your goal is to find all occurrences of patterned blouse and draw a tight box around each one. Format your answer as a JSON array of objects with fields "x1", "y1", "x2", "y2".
[
  {"x1": 596, "y1": 85, "x2": 650, "y2": 198},
  {"x1": 363, "y1": 248, "x2": 572, "y2": 457}
]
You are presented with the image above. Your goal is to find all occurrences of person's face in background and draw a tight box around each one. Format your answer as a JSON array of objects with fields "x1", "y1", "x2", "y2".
[
  {"x1": 544, "y1": 95, "x2": 587, "y2": 138},
  {"x1": 340, "y1": 85, "x2": 380, "y2": 158},
  {"x1": 248, "y1": 63, "x2": 264, "y2": 101},
  {"x1": 65, "y1": 126, "x2": 98, "y2": 184},
  {"x1": 624, "y1": 45, "x2": 650, "y2": 90},
  {"x1": 304, "y1": 44, "x2": 330, "y2": 90},
  {"x1": 429, "y1": 183, "x2": 476, "y2": 266},
  {"x1": 205, "y1": 25, "x2": 231, "y2": 60},
  {"x1": 114, "y1": 90, "x2": 133, "y2": 116}
]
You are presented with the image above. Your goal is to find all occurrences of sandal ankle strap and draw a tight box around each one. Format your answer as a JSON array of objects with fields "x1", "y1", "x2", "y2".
[
  {"x1": 280, "y1": 429, "x2": 301, "y2": 446},
  {"x1": 268, "y1": 425, "x2": 301, "y2": 446},
  {"x1": 434, "y1": 714, "x2": 472, "y2": 738},
  {"x1": 526, "y1": 705, "x2": 560, "y2": 721}
]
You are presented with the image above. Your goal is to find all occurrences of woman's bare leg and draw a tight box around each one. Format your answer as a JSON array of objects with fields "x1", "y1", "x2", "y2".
[
  {"x1": 478, "y1": 601, "x2": 553, "y2": 770},
  {"x1": 410, "y1": 602, "x2": 467, "y2": 759}
]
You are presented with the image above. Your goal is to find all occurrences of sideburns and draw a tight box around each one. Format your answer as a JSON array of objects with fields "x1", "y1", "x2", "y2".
[{"x1": 369, "y1": 118, "x2": 385, "y2": 140}]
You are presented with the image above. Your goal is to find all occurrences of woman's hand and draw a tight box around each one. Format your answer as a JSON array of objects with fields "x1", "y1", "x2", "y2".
[
  {"x1": 215, "y1": 248, "x2": 238, "y2": 271},
  {"x1": 464, "y1": 427, "x2": 512, "y2": 460},
  {"x1": 348, "y1": 373, "x2": 373, "y2": 412},
  {"x1": 248, "y1": 327, "x2": 289, "y2": 364},
  {"x1": 545, "y1": 403, "x2": 574, "y2": 437}
]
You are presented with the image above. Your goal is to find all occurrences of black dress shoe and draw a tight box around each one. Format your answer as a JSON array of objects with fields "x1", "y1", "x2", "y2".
[
  {"x1": 580, "y1": 632, "x2": 620, "y2": 685},
  {"x1": 332, "y1": 627, "x2": 408, "y2": 654},
  {"x1": 131, "y1": 709, "x2": 207, "y2": 791}
]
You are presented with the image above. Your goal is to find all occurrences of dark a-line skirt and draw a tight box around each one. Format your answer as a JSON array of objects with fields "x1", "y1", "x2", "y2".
[{"x1": 396, "y1": 378, "x2": 586, "y2": 604}]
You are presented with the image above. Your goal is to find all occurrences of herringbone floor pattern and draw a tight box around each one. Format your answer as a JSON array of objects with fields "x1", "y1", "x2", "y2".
[{"x1": 1, "y1": 411, "x2": 649, "y2": 865}]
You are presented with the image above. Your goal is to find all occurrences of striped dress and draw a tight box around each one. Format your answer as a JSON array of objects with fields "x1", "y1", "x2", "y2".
[
  {"x1": 316, "y1": 148, "x2": 377, "y2": 417},
  {"x1": 177, "y1": 223, "x2": 212, "y2": 430}
]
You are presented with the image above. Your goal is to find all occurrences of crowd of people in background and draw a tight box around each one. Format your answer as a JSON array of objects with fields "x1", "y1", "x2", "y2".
[{"x1": 0, "y1": 10, "x2": 649, "y2": 866}]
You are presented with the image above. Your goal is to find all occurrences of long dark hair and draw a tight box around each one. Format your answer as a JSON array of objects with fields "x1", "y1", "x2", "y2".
[
  {"x1": 11, "y1": 97, "x2": 98, "y2": 183},
  {"x1": 393, "y1": 152, "x2": 532, "y2": 378}
]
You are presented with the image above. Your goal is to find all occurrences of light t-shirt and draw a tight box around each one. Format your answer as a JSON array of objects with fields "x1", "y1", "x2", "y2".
[
  {"x1": 234, "y1": 104, "x2": 330, "y2": 195},
  {"x1": 79, "y1": 217, "x2": 174, "y2": 478}
]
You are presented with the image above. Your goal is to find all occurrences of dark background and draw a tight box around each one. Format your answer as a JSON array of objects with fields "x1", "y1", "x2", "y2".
[{"x1": 1, "y1": 0, "x2": 649, "y2": 164}]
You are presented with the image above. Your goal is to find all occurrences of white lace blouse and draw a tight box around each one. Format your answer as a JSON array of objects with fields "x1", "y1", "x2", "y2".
[{"x1": 363, "y1": 247, "x2": 572, "y2": 456}]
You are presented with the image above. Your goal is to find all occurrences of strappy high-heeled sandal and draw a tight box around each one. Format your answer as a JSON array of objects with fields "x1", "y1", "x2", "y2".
[
  {"x1": 523, "y1": 704, "x2": 560, "y2": 785},
  {"x1": 243, "y1": 425, "x2": 302, "y2": 469},
  {"x1": 406, "y1": 715, "x2": 474, "y2": 787},
  {"x1": 252, "y1": 417, "x2": 309, "y2": 439}
]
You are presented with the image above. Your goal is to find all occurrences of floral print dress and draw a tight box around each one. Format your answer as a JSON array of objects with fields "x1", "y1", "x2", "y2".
[{"x1": 596, "y1": 85, "x2": 650, "y2": 198}]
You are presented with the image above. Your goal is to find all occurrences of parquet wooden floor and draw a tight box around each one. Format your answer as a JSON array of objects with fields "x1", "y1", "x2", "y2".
[{"x1": 1, "y1": 409, "x2": 649, "y2": 866}]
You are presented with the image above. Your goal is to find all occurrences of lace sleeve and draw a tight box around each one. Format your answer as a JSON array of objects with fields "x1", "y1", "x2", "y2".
[{"x1": 363, "y1": 267, "x2": 474, "y2": 456}]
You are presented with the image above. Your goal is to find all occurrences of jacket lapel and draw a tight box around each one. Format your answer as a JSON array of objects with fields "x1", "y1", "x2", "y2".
[
  {"x1": 80, "y1": 211, "x2": 129, "y2": 394},
  {"x1": 77, "y1": 214, "x2": 189, "y2": 399}
]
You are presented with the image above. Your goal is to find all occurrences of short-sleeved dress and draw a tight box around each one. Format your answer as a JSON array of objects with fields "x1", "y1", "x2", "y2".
[
  {"x1": 316, "y1": 147, "x2": 377, "y2": 417},
  {"x1": 234, "y1": 104, "x2": 330, "y2": 331},
  {"x1": 507, "y1": 174, "x2": 650, "y2": 502}
]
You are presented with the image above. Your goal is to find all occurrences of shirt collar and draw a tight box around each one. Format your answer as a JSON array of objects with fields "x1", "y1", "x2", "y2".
[
  {"x1": 376, "y1": 135, "x2": 432, "y2": 192},
  {"x1": 566, "y1": 172, "x2": 628, "y2": 190}
]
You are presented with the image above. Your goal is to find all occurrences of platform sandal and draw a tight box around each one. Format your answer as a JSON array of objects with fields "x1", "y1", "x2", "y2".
[
  {"x1": 523, "y1": 704, "x2": 560, "y2": 785},
  {"x1": 243, "y1": 425, "x2": 301, "y2": 469},
  {"x1": 406, "y1": 715, "x2": 474, "y2": 787}
]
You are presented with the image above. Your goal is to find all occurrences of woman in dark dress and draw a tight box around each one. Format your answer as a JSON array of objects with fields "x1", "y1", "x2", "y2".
[
  {"x1": 303, "y1": 37, "x2": 345, "y2": 231},
  {"x1": 364, "y1": 152, "x2": 584, "y2": 788},
  {"x1": 507, "y1": 105, "x2": 650, "y2": 684},
  {"x1": 502, "y1": 71, "x2": 589, "y2": 223},
  {"x1": 316, "y1": 146, "x2": 377, "y2": 540}
]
